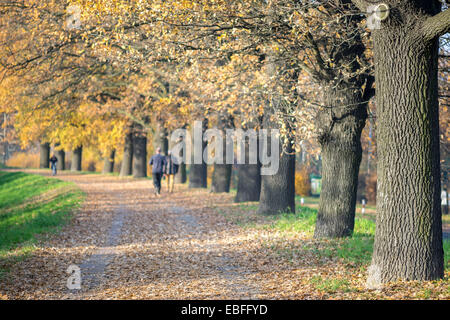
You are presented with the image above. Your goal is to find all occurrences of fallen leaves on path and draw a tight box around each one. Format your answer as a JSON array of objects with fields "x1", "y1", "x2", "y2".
[{"x1": 0, "y1": 171, "x2": 448, "y2": 300}]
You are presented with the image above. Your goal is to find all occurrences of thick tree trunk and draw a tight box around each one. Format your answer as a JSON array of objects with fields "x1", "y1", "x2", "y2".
[
  {"x1": 235, "y1": 134, "x2": 261, "y2": 202},
  {"x1": 70, "y1": 146, "x2": 82, "y2": 172},
  {"x1": 189, "y1": 163, "x2": 207, "y2": 188},
  {"x1": 132, "y1": 130, "x2": 147, "y2": 178},
  {"x1": 189, "y1": 119, "x2": 208, "y2": 188},
  {"x1": 366, "y1": 2, "x2": 444, "y2": 284},
  {"x1": 314, "y1": 87, "x2": 367, "y2": 238},
  {"x1": 235, "y1": 165, "x2": 261, "y2": 203},
  {"x1": 39, "y1": 142, "x2": 50, "y2": 169},
  {"x1": 211, "y1": 163, "x2": 232, "y2": 193},
  {"x1": 258, "y1": 140, "x2": 296, "y2": 215},
  {"x1": 102, "y1": 149, "x2": 115, "y2": 174},
  {"x1": 55, "y1": 148, "x2": 65, "y2": 171},
  {"x1": 211, "y1": 112, "x2": 233, "y2": 193},
  {"x1": 120, "y1": 131, "x2": 133, "y2": 177}
]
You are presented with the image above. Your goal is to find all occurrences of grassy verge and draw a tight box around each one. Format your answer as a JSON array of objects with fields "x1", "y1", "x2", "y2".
[
  {"x1": 230, "y1": 202, "x2": 450, "y2": 271},
  {"x1": 0, "y1": 171, "x2": 84, "y2": 277},
  {"x1": 445, "y1": 240, "x2": 450, "y2": 270},
  {"x1": 262, "y1": 207, "x2": 376, "y2": 268}
]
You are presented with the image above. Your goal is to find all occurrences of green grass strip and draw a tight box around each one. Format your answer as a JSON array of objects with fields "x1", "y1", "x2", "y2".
[{"x1": 0, "y1": 171, "x2": 84, "y2": 277}]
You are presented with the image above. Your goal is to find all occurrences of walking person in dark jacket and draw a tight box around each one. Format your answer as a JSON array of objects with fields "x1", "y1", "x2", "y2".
[
  {"x1": 149, "y1": 147, "x2": 167, "y2": 196},
  {"x1": 49, "y1": 154, "x2": 58, "y2": 176},
  {"x1": 164, "y1": 150, "x2": 179, "y2": 193}
]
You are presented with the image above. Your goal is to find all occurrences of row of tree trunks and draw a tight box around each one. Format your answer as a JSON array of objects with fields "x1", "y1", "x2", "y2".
[
  {"x1": 119, "y1": 121, "x2": 189, "y2": 181},
  {"x1": 40, "y1": 143, "x2": 83, "y2": 173},
  {"x1": 42, "y1": 123, "x2": 187, "y2": 181},
  {"x1": 314, "y1": 87, "x2": 368, "y2": 238}
]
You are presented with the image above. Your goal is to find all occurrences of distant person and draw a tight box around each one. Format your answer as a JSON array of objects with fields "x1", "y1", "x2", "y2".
[
  {"x1": 49, "y1": 155, "x2": 58, "y2": 176},
  {"x1": 164, "y1": 150, "x2": 179, "y2": 193},
  {"x1": 149, "y1": 147, "x2": 167, "y2": 196}
]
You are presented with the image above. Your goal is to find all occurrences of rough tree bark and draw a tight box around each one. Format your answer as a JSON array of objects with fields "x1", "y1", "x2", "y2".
[
  {"x1": 189, "y1": 118, "x2": 208, "y2": 188},
  {"x1": 39, "y1": 142, "x2": 50, "y2": 169},
  {"x1": 71, "y1": 146, "x2": 82, "y2": 172},
  {"x1": 120, "y1": 130, "x2": 134, "y2": 177},
  {"x1": 132, "y1": 125, "x2": 147, "y2": 178},
  {"x1": 351, "y1": 0, "x2": 448, "y2": 284},
  {"x1": 211, "y1": 112, "x2": 234, "y2": 193},
  {"x1": 102, "y1": 149, "x2": 115, "y2": 174},
  {"x1": 314, "y1": 87, "x2": 368, "y2": 238}
]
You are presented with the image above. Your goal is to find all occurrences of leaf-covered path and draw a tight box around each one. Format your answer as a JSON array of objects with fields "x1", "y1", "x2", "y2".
[
  {"x1": 1, "y1": 171, "x2": 448, "y2": 300},
  {"x1": 0, "y1": 171, "x2": 267, "y2": 299}
]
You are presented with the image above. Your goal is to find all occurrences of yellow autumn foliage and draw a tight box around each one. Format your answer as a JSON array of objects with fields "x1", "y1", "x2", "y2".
[
  {"x1": 6, "y1": 152, "x2": 39, "y2": 169},
  {"x1": 295, "y1": 167, "x2": 311, "y2": 197}
]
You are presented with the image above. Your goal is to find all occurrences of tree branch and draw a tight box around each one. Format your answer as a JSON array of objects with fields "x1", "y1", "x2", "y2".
[{"x1": 422, "y1": 8, "x2": 450, "y2": 42}]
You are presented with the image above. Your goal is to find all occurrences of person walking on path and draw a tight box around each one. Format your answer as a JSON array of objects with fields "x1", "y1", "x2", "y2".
[
  {"x1": 49, "y1": 154, "x2": 58, "y2": 176},
  {"x1": 164, "y1": 150, "x2": 179, "y2": 193},
  {"x1": 149, "y1": 147, "x2": 167, "y2": 196}
]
